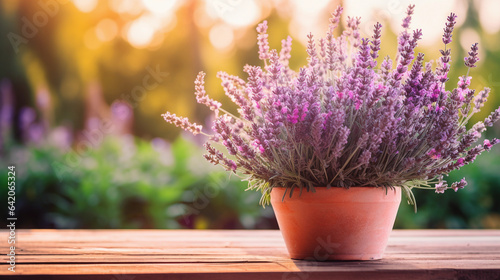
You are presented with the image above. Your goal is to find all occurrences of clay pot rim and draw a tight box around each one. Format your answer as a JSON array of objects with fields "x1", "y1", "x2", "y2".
[{"x1": 271, "y1": 186, "x2": 401, "y2": 202}]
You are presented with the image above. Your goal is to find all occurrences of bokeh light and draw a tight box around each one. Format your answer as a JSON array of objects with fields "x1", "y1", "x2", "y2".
[
  {"x1": 209, "y1": 23, "x2": 234, "y2": 50},
  {"x1": 477, "y1": 0, "x2": 500, "y2": 34},
  {"x1": 109, "y1": 0, "x2": 143, "y2": 16},
  {"x1": 142, "y1": 0, "x2": 178, "y2": 16},
  {"x1": 72, "y1": 0, "x2": 98, "y2": 13},
  {"x1": 95, "y1": 19, "x2": 118, "y2": 42},
  {"x1": 207, "y1": 0, "x2": 260, "y2": 28},
  {"x1": 126, "y1": 15, "x2": 157, "y2": 48},
  {"x1": 343, "y1": 0, "x2": 467, "y2": 46}
]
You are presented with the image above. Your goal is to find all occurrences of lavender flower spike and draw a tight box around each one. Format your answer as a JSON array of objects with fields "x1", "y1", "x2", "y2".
[
  {"x1": 402, "y1": 4, "x2": 415, "y2": 29},
  {"x1": 442, "y1": 13, "x2": 457, "y2": 45},
  {"x1": 473, "y1": 88, "x2": 490, "y2": 113},
  {"x1": 195, "y1": 72, "x2": 221, "y2": 115},
  {"x1": 484, "y1": 107, "x2": 500, "y2": 127},
  {"x1": 162, "y1": 112, "x2": 202, "y2": 135},
  {"x1": 280, "y1": 36, "x2": 292, "y2": 67},
  {"x1": 464, "y1": 43, "x2": 479, "y2": 68},
  {"x1": 370, "y1": 22, "x2": 382, "y2": 61},
  {"x1": 328, "y1": 5, "x2": 343, "y2": 36},
  {"x1": 451, "y1": 178, "x2": 467, "y2": 192},
  {"x1": 256, "y1": 20, "x2": 270, "y2": 60}
]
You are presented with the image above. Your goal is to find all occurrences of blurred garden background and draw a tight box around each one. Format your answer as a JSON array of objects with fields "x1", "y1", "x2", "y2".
[{"x1": 0, "y1": 0, "x2": 499, "y2": 229}]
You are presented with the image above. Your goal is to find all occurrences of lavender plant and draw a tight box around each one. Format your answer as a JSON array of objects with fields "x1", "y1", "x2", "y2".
[{"x1": 162, "y1": 5, "x2": 500, "y2": 208}]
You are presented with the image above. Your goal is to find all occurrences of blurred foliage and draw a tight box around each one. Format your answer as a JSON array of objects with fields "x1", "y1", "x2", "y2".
[
  {"x1": 395, "y1": 147, "x2": 500, "y2": 229},
  {"x1": 0, "y1": 135, "x2": 276, "y2": 229}
]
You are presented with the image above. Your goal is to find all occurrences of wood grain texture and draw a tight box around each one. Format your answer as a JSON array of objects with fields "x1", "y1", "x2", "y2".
[{"x1": 0, "y1": 230, "x2": 499, "y2": 279}]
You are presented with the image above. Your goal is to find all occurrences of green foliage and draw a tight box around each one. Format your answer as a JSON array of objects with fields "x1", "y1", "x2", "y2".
[
  {"x1": 395, "y1": 148, "x2": 500, "y2": 229},
  {"x1": 0, "y1": 136, "x2": 271, "y2": 229}
]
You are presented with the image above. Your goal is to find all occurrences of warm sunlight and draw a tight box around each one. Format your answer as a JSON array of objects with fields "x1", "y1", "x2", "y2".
[
  {"x1": 209, "y1": 23, "x2": 234, "y2": 50},
  {"x1": 207, "y1": 0, "x2": 260, "y2": 27},
  {"x1": 95, "y1": 18, "x2": 119, "y2": 42},
  {"x1": 72, "y1": 0, "x2": 98, "y2": 13},
  {"x1": 126, "y1": 15, "x2": 156, "y2": 48},
  {"x1": 142, "y1": 0, "x2": 178, "y2": 16}
]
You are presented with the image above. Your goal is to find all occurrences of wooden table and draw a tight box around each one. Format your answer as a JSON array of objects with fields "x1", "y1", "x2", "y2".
[{"x1": 1, "y1": 230, "x2": 500, "y2": 279}]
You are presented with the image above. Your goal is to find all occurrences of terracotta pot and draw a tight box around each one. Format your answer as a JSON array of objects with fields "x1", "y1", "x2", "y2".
[{"x1": 271, "y1": 186, "x2": 401, "y2": 261}]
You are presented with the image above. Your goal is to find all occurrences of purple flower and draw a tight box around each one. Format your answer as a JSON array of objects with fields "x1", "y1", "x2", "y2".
[
  {"x1": 162, "y1": 112, "x2": 202, "y2": 135},
  {"x1": 402, "y1": 4, "x2": 415, "y2": 29},
  {"x1": 484, "y1": 139, "x2": 492, "y2": 150},
  {"x1": 328, "y1": 6, "x2": 343, "y2": 32},
  {"x1": 484, "y1": 108, "x2": 500, "y2": 127},
  {"x1": 435, "y1": 182, "x2": 447, "y2": 194},
  {"x1": 428, "y1": 149, "x2": 441, "y2": 159},
  {"x1": 194, "y1": 72, "x2": 221, "y2": 115},
  {"x1": 474, "y1": 88, "x2": 490, "y2": 113},
  {"x1": 256, "y1": 21, "x2": 270, "y2": 60},
  {"x1": 0, "y1": 79, "x2": 13, "y2": 130},
  {"x1": 161, "y1": 5, "x2": 500, "y2": 206},
  {"x1": 464, "y1": 43, "x2": 479, "y2": 68},
  {"x1": 370, "y1": 22, "x2": 382, "y2": 64},
  {"x1": 458, "y1": 76, "x2": 471, "y2": 91},
  {"x1": 280, "y1": 36, "x2": 293, "y2": 71},
  {"x1": 287, "y1": 108, "x2": 299, "y2": 124},
  {"x1": 442, "y1": 13, "x2": 457, "y2": 45},
  {"x1": 451, "y1": 178, "x2": 467, "y2": 192}
]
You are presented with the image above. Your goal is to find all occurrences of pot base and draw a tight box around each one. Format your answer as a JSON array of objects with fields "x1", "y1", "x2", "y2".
[
  {"x1": 271, "y1": 186, "x2": 401, "y2": 261},
  {"x1": 290, "y1": 254, "x2": 382, "y2": 261}
]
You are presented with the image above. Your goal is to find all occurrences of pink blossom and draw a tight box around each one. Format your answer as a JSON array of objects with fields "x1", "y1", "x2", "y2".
[
  {"x1": 428, "y1": 149, "x2": 441, "y2": 159},
  {"x1": 484, "y1": 139, "x2": 492, "y2": 150},
  {"x1": 288, "y1": 108, "x2": 299, "y2": 124},
  {"x1": 435, "y1": 182, "x2": 446, "y2": 193},
  {"x1": 355, "y1": 100, "x2": 362, "y2": 110}
]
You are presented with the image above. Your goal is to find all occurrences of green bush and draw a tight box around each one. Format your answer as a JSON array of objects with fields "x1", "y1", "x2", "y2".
[
  {"x1": 395, "y1": 147, "x2": 500, "y2": 229},
  {"x1": 0, "y1": 136, "x2": 273, "y2": 229}
]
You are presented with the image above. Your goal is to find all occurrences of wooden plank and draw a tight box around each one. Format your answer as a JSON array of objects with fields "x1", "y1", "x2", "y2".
[
  {"x1": 5, "y1": 260, "x2": 500, "y2": 274},
  {"x1": 4, "y1": 253, "x2": 500, "y2": 264},
  {"x1": 6, "y1": 247, "x2": 500, "y2": 260},
  {"x1": 0, "y1": 267, "x2": 478, "y2": 280},
  {"x1": 3, "y1": 261, "x2": 500, "y2": 279},
  {"x1": 0, "y1": 230, "x2": 499, "y2": 279}
]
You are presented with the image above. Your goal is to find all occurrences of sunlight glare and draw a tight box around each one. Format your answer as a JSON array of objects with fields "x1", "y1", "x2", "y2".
[
  {"x1": 288, "y1": 0, "x2": 331, "y2": 45},
  {"x1": 95, "y1": 19, "x2": 118, "y2": 42},
  {"x1": 142, "y1": 0, "x2": 177, "y2": 16},
  {"x1": 84, "y1": 29, "x2": 101, "y2": 50},
  {"x1": 478, "y1": 0, "x2": 500, "y2": 34},
  {"x1": 109, "y1": 0, "x2": 143, "y2": 16},
  {"x1": 207, "y1": 0, "x2": 259, "y2": 28},
  {"x1": 343, "y1": 0, "x2": 466, "y2": 46},
  {"x1": 72, "y1": 0, "x2": 98, "y2": 13},
  {"x1": 209, "y1": 23, "x2": 234, "y2": 50},
  {"x1": 126, "y1": 16, "x2": 156, "y2": 48}
]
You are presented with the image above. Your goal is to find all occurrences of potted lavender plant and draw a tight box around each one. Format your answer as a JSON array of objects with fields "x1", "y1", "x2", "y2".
[{"x1": 162, "y1": 5, "x2": 500, "y2": 260}]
